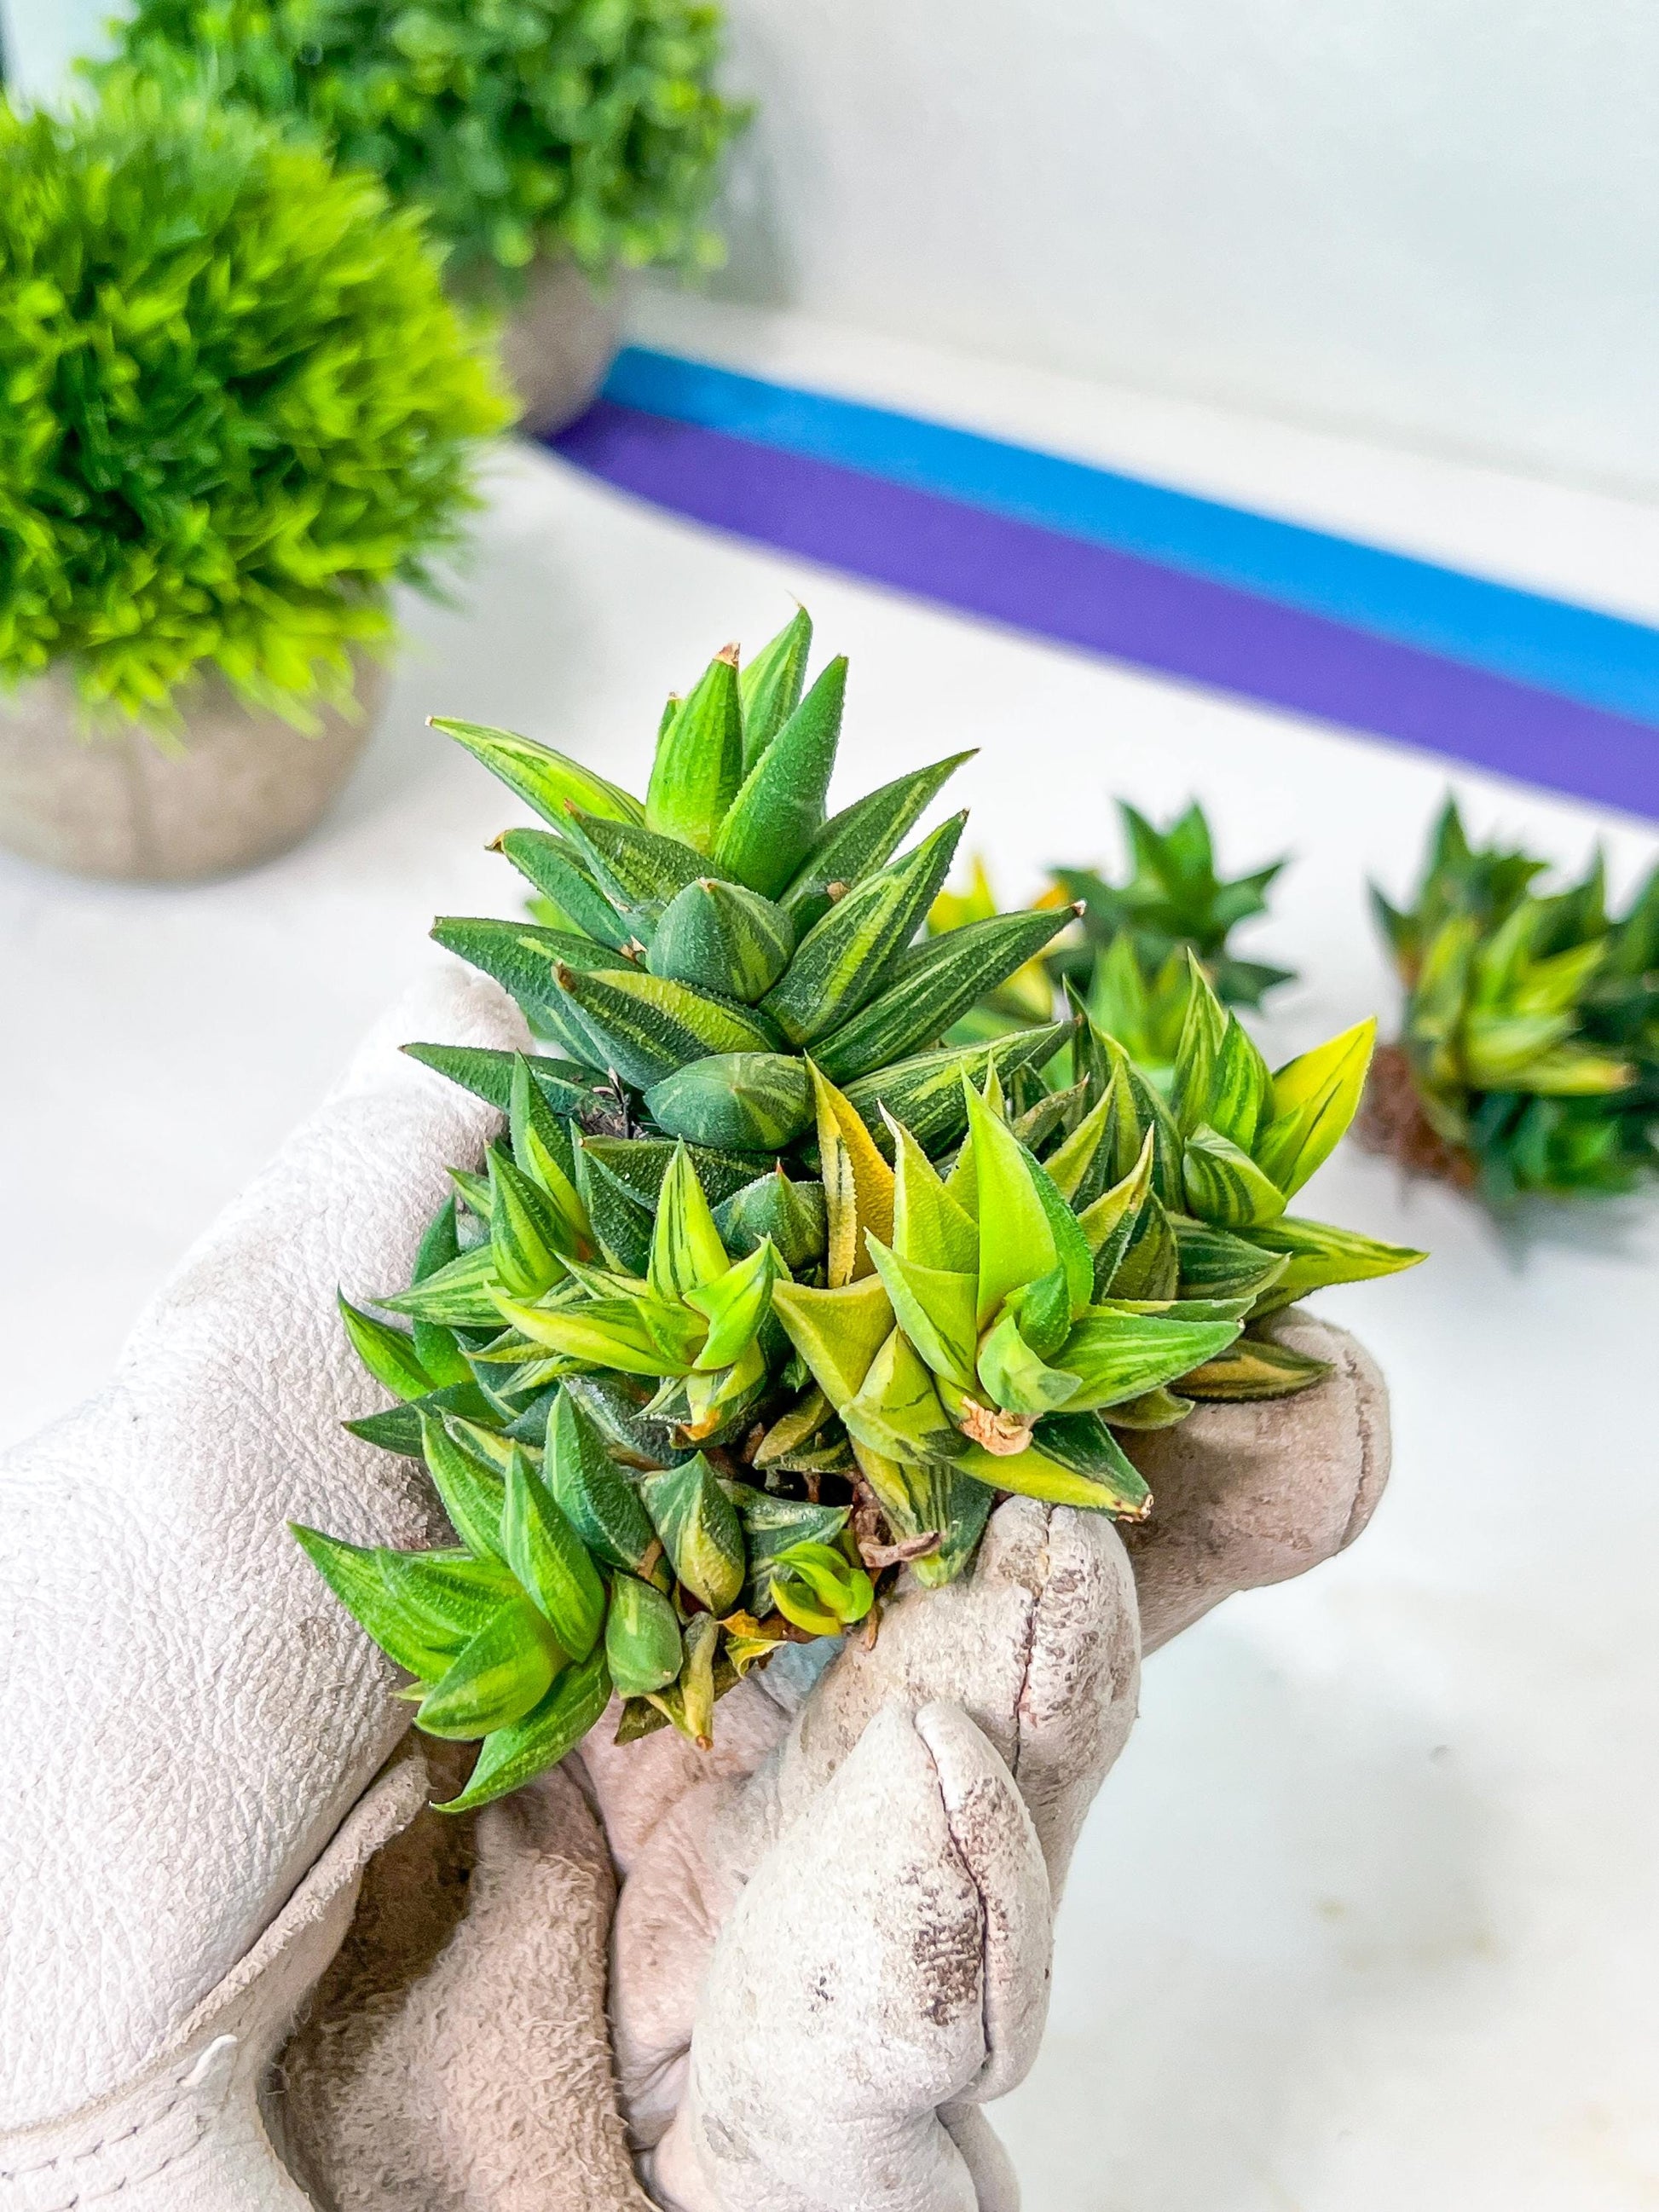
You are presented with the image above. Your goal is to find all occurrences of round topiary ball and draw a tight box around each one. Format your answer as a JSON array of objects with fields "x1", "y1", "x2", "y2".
[
  {"x1": 0, "y1": 79, "x2": 512, "y2": 727},
  {"x1": 101, "y1": 0, "x2": 749, "y2": 296}
]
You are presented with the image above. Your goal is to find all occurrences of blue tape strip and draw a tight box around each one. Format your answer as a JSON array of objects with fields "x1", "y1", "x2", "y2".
[{"x1": 604, "y1": 347, "x2": 1659, "y2": 729}]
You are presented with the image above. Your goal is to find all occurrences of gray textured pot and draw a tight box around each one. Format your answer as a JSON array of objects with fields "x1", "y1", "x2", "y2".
[
  {"x1": 497, "y1": 259, "x2": 627, "y2": 437},
  {"x1": 0, "y1": 659, "x2": 388, "y2": 883}
]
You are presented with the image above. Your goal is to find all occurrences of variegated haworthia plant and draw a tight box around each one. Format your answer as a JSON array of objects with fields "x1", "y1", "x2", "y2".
[
  {"x1": 296, "y1": 613, "x2": 1424, "y2": 1811},
  {"x1": 1365, "y1": 799, "x2": 1659, "y2": 1198}
]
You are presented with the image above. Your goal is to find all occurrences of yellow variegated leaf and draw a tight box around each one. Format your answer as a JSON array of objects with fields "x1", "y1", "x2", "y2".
[
  {"x1": 887, "y1": 1111, "x2": 979, "y2": 1273},
  {"x1": 810, "y1": 1061, "x2": 895, "y2": 1285},
  {"x1": 864, "y1": 1235, "x2": 979, "y2": 1392},
  {"x1": 771, "y1": 1274, "x2": 894, "y2": 1409},
  {"x1": 1253, "y1": 1019, "x2": 1376, "y2": 1198},
  {"x1": 649, "y1": 1143, "x2": 732, "y2": 1303}
]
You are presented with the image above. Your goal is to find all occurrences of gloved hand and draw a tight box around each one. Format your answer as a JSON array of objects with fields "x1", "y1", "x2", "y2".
[
  {"x1": 273, "y1": 1315, "x2": 1383, "y2": 2212},
  {"x1": 0, "y1": 970, "x2": 1388, "y2": 2212}
]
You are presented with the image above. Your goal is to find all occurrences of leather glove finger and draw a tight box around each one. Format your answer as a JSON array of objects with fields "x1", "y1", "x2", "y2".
[
  {"x1": 645, "y1": 1701, "x2": 1051, "y2": 2212},
  {"x1": 1123, "y1": 1312, "x2": 1390, "y2": 1653},
  {"x1": 599, "y1": 1500, "x2": 1138, "y2": 2149}
]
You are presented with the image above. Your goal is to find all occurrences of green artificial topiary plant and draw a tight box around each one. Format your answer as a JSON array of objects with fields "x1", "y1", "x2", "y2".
[
  {"x1": 99, "y1": 0, "x2": 749, "y2": 298},
  {"x1": 0, "y1": 78, "x2": 509, "y2": 729}
]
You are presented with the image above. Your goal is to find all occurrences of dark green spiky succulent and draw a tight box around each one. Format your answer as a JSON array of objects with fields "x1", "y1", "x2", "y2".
[
  {"x1": 931, "y1": 800, "x2": 1294, "y2": 1073},
  {"x1": 297, "y1": 615, "x2": 1421, "y2": 1809},
  {"x1": 1368, "y1": 800, "x2": 1659, "y2": 1198},
  {"x1": 1052, "y1": 799, "x2": 1296, "y2": 1014}
]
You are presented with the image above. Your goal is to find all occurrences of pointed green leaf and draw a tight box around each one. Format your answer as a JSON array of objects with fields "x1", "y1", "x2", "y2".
[
  {"x1": 385, "y1": 1548, "x2": 519, "y2": 1648},
  {"x1": 953, "y1": 1439, "x2": 1142, "y2": 1513},
  {"x1": 1171, "y1": 1218, "x2": 1290, "y2": 1303},
  {"x1": 495, "y1": 828, "x2": 637, "y2": 951},
  {"x1": 650, "y1": 1142, "x2": 732, "y2": 1302},
  {"x1": 431, "y1": 719, "x2": 645, "y2": 829},
  {"x1": 502, "y1": 1449, "x2": 605, "y2": 1657},
  {"x1": 1169, "y1": 956, "x2": 1228, "y2": 1133},
  {"x1": 976, "y1": 1307, "x2": 1082, "y2": 1416},
  {"x1": 646, "y1": 645, "x2": 744, "y2": 851},
  {"x1": 641, "y1": 1455, "x2": 745, "y2": 1614},
  {"x1": 812, "y1": 904, "x2": 1071, "y2": 1082},
  {"x1": 964, "y1": 1078, "x2": 1056, "y2": 1325},
  {"x1": 400, "y1": 1042, "x2": 598, "y2": 1121},
  {"x1": 772, "y1": 1274, "x2": 896, "y2": 1409},
  {"x1": 841, "y1": 1021, "x2": 1073, "y2": 1159},
  {"x1": 559, "y1": 810, "x2": 724, "y2": 932},
  {"x1": 291, "y1": 1526, "x2": 457, "y2": 1678},
  {"x1": 739, "y1": 607, "x2": 813, "y2": 769},
  {"x1": 488, "y1": 1144, "x2": 567, "y2": 1297},
  {"x1": 418, "y1": 1412, "x2": 510, "y2": 1560},
  {"x1": 1207, "y1": 1014, "x2": 1273, "y2": 1152},
  {"x1": 1030, "y1": 1412, "x2": 1151, "y2": 1516},
  {"x1": 685, "y1": 1239, "x2": 781, "y2": 1369},
  {"x1": 338, "y1": 1294, "x2": 431, "y2": 1402},
  {"x1": 432, "y1": 1646, "x2": 612, "y2": 1811},
  {"x1": 430, "y1": 917, "x2": 635, "y2": 1031},
  {"x1": 1182, "y1": 1123, "x2": 1288, "y2": 1228},
  {"x1": 717, "y1": 655, "x2": 846, "y2": 894},
  {"x1": 1180, "y1": 1335, "x2": 1335, "y2": 1400},
  {"x1": 737, "y1": 1489, "x2": 851, "y2": 1613},
  {"x1": 378, "y1": 1243, "x2": 505, "y2": 1327},
  {"x1": 1243, "y1": 1213, "x2": 1426, "y2": 1315},
  {"x1": 605, "y1": 1574, "x2": 683, "y2": 1697},
  {"x1": 1254, "y1": 1019, "x2": 1378, "y2": 1197},
  {"x1": 1076, "y1": 1129, "x2": 1155, "y2": 1288},
  {"x1": 554, "y1": 963, "x2": 779, "y2": 1089},
  {"x1": 780, "y1": 751, "x2": 977, "y2": 929},
  {"x1": 1058, "y1": 1308, "x2": 1240, "y2": 1411},
  {"x1": 544, "y1": 1388, "x2": 659, "y2": 1574},
  {"x1": 812, "y1": 1061, "x2": 896, "y2": 1286},
  {"x1": 415, "y1": 1597, "x2": 558, "y2": 1740},
  {"x1": 1021, "y1": 1144, "x2": 1095, "y2": 1315},
  {"x1": 647, "y1": 877, "x2": 795, "y2": 1002},
  {"x1": 865, "y1": 1236, "x2": 979, "y2": 1391},
  {"x1": 714, "y1": 1168, "x2": 829, "y2": 1270},
  {"x1": 1107, "y1": 1188, "x2": 1180, "y2": 1302},
  {"x1": 764, "y1": 815, "x2": 966, "y2": 1046},
  {"x1": 494, "y1": 1294, "x2": 675, "y2": 1377},
  {"x1": 841, "y1": 1328, "x2": 962, "y2": 1464},
  {"x1": 888, "y1": 1113, "x2": 979, "y2": 1273}
]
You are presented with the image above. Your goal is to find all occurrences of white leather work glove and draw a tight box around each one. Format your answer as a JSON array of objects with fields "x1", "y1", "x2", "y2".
[
  {"x1": 0, "y1": 969, "x2": 1389, "y2": 2212},
  {"x1": 272, "y1": 1311, "x2": 1384, "y2": 2212}
]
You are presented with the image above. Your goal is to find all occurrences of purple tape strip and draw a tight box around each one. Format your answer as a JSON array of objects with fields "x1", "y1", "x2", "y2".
[{"x1": 554, "y1": 401, "x2": 1659, "y2": 821}]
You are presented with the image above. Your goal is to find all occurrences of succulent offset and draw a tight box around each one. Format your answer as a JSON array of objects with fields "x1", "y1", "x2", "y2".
[
  {"x1": 297, "y1": 614, "x2": 1423, "y2": 1809},
  {"x1": 1366, "y1": 800, "x2": 1659, "y2": 1198},
  {"x1": 932, "y1": 800, "x2": 1296, "y2": 1075}
]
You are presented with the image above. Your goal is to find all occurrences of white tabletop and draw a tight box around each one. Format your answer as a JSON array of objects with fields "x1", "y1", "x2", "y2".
[{"x1": 5, "y1": 304, "x2": 1656, "y2": 2209}]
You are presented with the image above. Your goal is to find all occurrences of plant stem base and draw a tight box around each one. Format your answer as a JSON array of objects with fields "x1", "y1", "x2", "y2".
[
  {"x1": 0, "y1": 662, "x2": 387, "y2": 884},
  {"x1": 1354, "y1": 1041, "x2": 1478, "y2": 1188}
]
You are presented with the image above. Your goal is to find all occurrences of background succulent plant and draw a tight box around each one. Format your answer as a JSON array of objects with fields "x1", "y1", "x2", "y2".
[
  {"x1": 100, "y1": 0, "x2": 748, "y2": 297},
  {"x1": 1364, "y1": 800, "x2": 1659, "y2": 1198},
  {"x1": 0, "y1": 78, "x2": 507, "y2": 726},
  {"x1": 298, "y1": 614, "x2": 1421, "y2": 1808},
  {"x1": 932, "y1": 799, "x2": 1296, "y2": 1076}
]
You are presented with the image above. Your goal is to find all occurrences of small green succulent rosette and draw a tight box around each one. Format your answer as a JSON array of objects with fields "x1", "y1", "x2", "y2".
[
  {"x1": 296, "y1": 612, "x2": 1423, "y2": 1811},
  {"x1": 1373, "y1": 799, "x2": 1659, "y2": 1198}
]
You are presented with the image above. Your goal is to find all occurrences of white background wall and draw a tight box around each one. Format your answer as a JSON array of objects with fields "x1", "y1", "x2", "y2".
[
  {"x1": 9, "y1": 0, "x2": 1659, "y2": 498},
  {"x1": 710, "y1": 0, "x2": 1659, "y2": 496}
]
